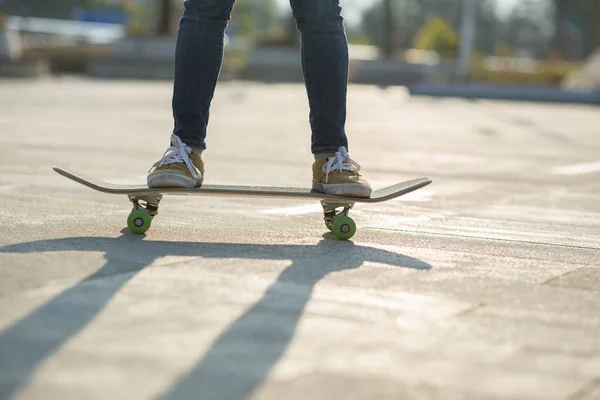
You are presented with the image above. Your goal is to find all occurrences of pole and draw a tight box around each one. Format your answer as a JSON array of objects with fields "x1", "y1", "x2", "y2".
[
  {"x1": 382, "y1": 0, "x2": 394, "y2": 59},
  {"x1": 157, "y1": 0, "x2": 172, "y2": 36},
  {"x1": 457, "y1": 0, "x2": 477, "y2": 81}
]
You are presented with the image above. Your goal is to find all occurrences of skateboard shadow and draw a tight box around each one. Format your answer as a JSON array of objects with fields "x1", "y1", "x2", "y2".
[{"x1": 0, "y1": 235, "x2": 431, "y2": 399}]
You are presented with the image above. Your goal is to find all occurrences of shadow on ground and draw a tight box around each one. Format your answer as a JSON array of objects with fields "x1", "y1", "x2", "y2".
[{"x1": 0, "y1": 234, "x2": 431, "y2": 399}]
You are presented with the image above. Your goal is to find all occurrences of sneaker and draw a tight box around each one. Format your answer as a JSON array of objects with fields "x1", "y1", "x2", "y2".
[
  {"x1": 312, "y1": 147, "x2": 372, "y2": 198},
  {"x1": 147, "y1": 134, "x2": 204, "y2": 188}
]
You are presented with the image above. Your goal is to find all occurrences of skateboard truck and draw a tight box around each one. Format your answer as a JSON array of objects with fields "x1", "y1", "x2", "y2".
[
  {"x1": 321, "y1": 200, "x2": 356, "y2": 240},
  {"x1": 127, "y1": 194, "x2": 162, "y2": 234}
]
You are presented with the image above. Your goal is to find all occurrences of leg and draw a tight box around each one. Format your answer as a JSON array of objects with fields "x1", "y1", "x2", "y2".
[
  {"x1": 289, "y1": 0, "x2": 349, "y2": 154},
  {"x1": 172, "y1": 0, "x2": 236, "y2": 150}
]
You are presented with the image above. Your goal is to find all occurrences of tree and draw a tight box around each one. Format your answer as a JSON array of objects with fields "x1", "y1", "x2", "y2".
[
  {"x1": 361, "y1": 2, "x2": 384, "y2": 47},
  {"x1": 552, "y1": 0, "x2": 599, "y2": 60},
  {"x1": 229, "y1": 0, "x2": 280, "y2": 39},
  {"x1": 498, "y1": 0, "x2": 553, "y2": 58},
  {"x1": 2, "y1": 0, "x2": 103, "y2": 19},
  {"x1": 473, "y1": 0, "x2": 498, "y2": 55},
  {"x1": 361, "y1": 0, "x2": 462, "y2": 52},
  {"x1": 381, "y1": 0, "x2": 395, "y2": 58},
  {"x1": 414, "y1": 16, "x2": 459, "y2": 58},
  {"x1": 156, "y1": 0, "x2": 173, "y2": 35}
]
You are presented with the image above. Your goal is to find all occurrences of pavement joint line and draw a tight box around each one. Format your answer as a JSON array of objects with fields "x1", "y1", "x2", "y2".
[
  {"x1": 540, "y1": 284, "x2": 600, "y2": 293},
  {"x1": 368, "y1": 169, "x2": 595, "y2": 185},
  {"x1": 567, "y1": 376, "x2": 600, "y2": 400},
  {"x1": 452, "y1": 302, "x2": 486, "y2": 318},
  {"x1": 522, "y1": 345, "x2": 599, "y2": 358},
  {"x1": 541, "y1": 266, "x2": 583, "y2": 286},
  {"x1": 364, "y1": 227, "x2": 600, "y2": 251}
]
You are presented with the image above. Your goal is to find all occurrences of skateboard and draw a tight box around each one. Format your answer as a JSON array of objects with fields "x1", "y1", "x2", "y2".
[{"x1": 53, "y1": 166, "x2": 432, "y2": 240}]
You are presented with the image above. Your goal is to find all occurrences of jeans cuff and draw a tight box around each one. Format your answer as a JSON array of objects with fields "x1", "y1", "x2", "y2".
[{"x1": 311, "y1": 146, "x2": 345, "y2": 154}]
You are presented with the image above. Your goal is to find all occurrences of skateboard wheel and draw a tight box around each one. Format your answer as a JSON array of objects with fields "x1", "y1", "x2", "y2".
[
  {"x1": 332, "y1": 216, "x2": 356, "y2": 240},
  {"x1": 127, "y1": 210, "x2": 151, "y2": 234}
]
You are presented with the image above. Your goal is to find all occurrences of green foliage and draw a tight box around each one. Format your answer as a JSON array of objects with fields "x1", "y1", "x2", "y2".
[
  {"x1": 230, "y1": 0, "x2": 280, "y2": 40},
  {"x1": 361, "y1": 0, "x2": 463, "y2": 50},
  {"x1": 347, "y1": 33, "x2": 372, "y2": 46},
  {"x1": 358, "y1": 0, "x2": 554, "y2": 59},
  {"x1": 494, "y1": 44, "x2": 512, "y2": 57},
  {"x1": 360, "y1": 3, "x2": 383, "y2": 47},
  {"x1": 413, "y1": 16, "x2": 458, "y2": 58},
  {"x1": 2, "y1": 0, "x2": 110, "y2": 19},
  {"x1": 471, "y1": 59, "x2": 581, "y2": 86},
  {"x1": 124, "y1": 0, "x2": 156, "y2": 36},
  {"x1": 87, "y1": 0, "x2": 109, "y2": 8}
]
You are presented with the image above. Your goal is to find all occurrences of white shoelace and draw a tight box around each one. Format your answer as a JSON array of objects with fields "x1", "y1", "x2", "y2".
[
  {"x1": 322, "y1": 146, "x2": 361, "y2": 183},
  {"x1": 149, "y1": 134, "x2": 201, "y2": 179}
]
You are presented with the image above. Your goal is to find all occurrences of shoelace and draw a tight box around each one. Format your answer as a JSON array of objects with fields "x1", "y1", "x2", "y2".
[
  {"x1": 148, "y1": 134, "x2": 201, "y2": 179},
  {"x1": 322, "y1": 146, "x2": 361, "y2": 183}
]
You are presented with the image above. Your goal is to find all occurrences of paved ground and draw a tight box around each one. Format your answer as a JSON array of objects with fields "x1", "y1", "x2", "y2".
[{"x1": 0, "y1": 77, "x2": 599, "y2": 400}]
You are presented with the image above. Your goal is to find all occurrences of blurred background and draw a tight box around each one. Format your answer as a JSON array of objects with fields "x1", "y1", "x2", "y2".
[{"x1": 0, "y1": 0, "x2": 599, "y2": 93}]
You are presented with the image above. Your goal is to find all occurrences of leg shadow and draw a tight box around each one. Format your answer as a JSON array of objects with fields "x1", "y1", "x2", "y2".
[{"x1": 0, "y1": 237, "x2": 431, "y2": 399}]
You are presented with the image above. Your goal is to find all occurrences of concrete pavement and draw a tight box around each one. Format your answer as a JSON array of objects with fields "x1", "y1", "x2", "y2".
[{"x1": 0, "y1": 77, "x2": 599, "y2": 399}]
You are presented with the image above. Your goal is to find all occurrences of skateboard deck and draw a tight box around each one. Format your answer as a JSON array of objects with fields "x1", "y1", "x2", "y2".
[{"x1": 53, "y1": 165, "x2": 432, "y2": 239}]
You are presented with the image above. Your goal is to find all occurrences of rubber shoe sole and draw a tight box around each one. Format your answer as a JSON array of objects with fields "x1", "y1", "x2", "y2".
[
  {"x1": 312, "y1": 181, "x2": 372, "y2": 198},
  {"x1": 147, "y1": 172, "x2": 203, "y2": 189}
]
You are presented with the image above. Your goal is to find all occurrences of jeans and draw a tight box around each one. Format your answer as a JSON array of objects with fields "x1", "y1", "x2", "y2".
[{"x1": 172, "y1": 0, "x2": 349, "y2": 154}]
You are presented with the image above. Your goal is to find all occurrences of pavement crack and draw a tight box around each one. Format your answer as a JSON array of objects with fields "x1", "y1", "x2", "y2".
[
  {"x1": 568, "y1": 377, "x2": 600, "y2": 400},
  {"x1": 541, "y1": 267, "x2": 583, "y2": 285},
  {"x1": 453, "y1": 302, "x2": 486, "y2": 317},
  {"x1": 522, "y1": 345, "x2": 598, "y2": 358}
]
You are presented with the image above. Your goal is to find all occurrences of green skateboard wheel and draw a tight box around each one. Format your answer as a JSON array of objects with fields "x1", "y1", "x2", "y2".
[
  {"x1": 127, "y1": 209, "x2": 151, "y2": 234},
  {"x1": 332, "y1": 216, "x2": 356, "y2": 240}
]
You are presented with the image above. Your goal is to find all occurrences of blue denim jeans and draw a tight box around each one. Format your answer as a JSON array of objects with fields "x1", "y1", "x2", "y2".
[{"x1": 172, "y1": 0, "x2": 349, "y2": 154}]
